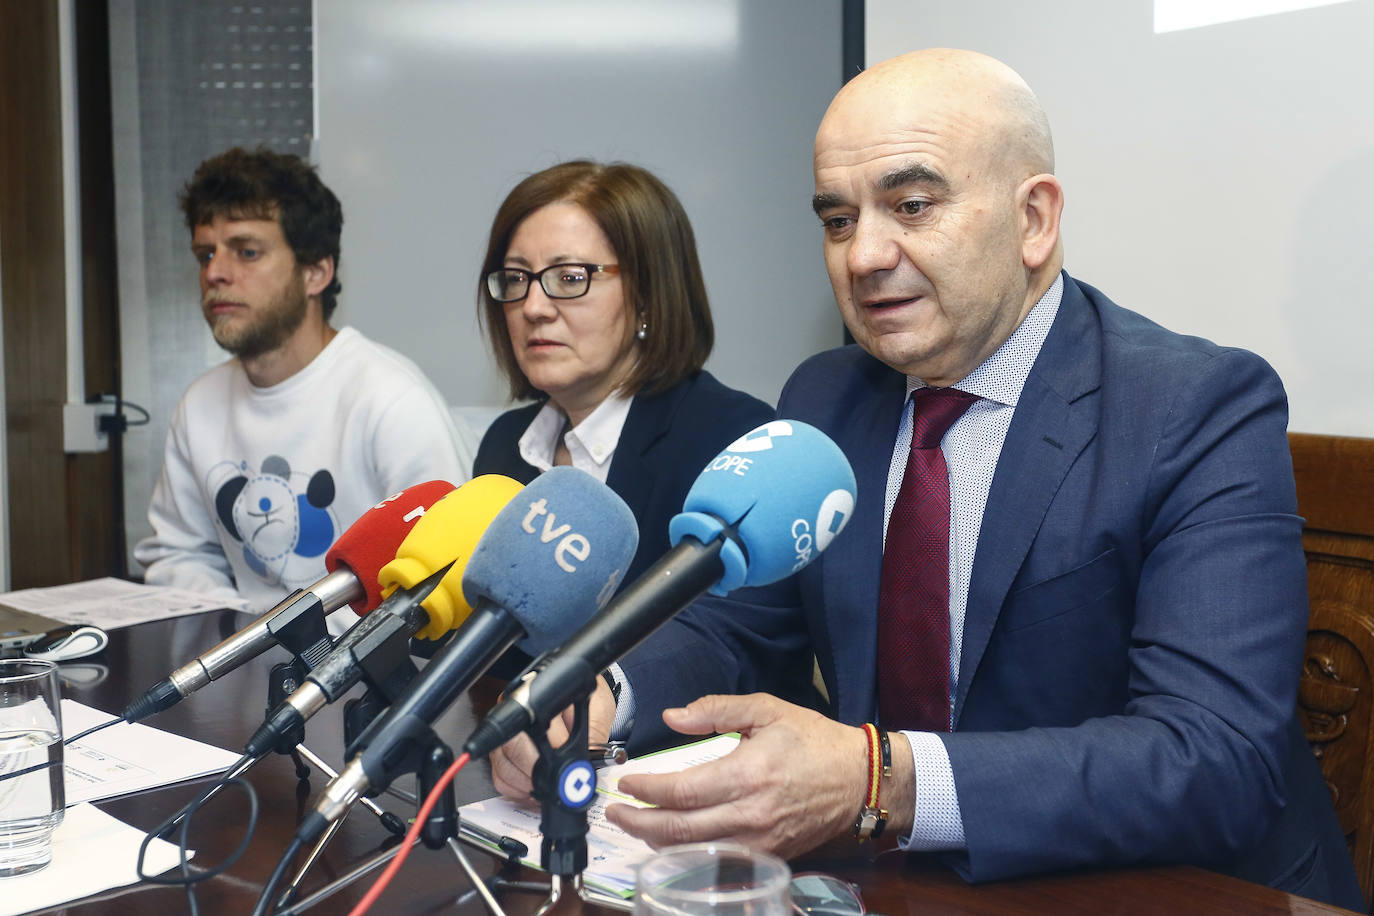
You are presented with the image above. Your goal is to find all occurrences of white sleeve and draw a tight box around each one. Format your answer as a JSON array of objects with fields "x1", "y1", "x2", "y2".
[
  {"x1": 132, "y1": 402, "x2": 239, "y2": 602},
  {"x1": 369, "y1": 380, "x2": 476, "y2": 494},
  {"x1": 899, "y1": 730, "x2": 968, "y2": 851}
]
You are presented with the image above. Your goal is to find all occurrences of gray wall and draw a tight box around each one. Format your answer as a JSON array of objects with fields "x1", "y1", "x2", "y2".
[
  {"x1": 111, "y1": 0, "x2": 316, "y2": 571},
  {"x1": 866, "y1": 0, "x2": 1374, "y2": 437},
  {"x1": 315, "y1": 0, "x2": 843, "y2": 414}
]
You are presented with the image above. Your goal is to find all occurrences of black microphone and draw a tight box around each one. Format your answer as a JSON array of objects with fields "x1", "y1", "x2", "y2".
[
  {"x1": 296, "y1": 467, "x2": 638, "y2": 844},
  {"x1": 464, "y1": 420, "x2": 857, "y2": 759}
]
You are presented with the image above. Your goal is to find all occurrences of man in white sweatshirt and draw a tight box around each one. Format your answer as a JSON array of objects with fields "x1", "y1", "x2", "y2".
[{"x1": 135, "y1": 147, "x2": 473, "y2": 628}]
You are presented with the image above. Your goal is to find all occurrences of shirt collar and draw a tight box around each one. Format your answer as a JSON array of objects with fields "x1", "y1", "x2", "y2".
[
  {"x1": 906, "y1": 272, "x2": 1064, "y2": 407},
  {"x1": 517, "y1": 390, "x2": 635, "y2": 476}
]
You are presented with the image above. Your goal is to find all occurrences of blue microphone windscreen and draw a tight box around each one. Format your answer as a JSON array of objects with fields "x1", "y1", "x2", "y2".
[
  {"x1": 671, "y1": 420, "x2": 856, "y2": 592},
  {"x1": 462, "y1": 466, "x2": 639, "y2": 654}
]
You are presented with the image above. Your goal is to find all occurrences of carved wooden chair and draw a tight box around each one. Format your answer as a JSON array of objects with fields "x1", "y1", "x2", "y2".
[{"x1": 1292, "y1": 432, "x2": 1374, "y2": 907}]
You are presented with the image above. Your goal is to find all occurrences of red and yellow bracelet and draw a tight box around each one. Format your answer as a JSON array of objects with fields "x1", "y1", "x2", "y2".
[{"x1": 853, "y1": 722, "x2": 889, "y2": 841}]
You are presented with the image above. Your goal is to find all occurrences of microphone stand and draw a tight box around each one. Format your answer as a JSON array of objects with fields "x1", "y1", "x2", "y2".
[
  {"x1": 274, "y1": 699, "x2": 617, "y2": 916},
  {"x1": 527, "y1": 692, "x2": 603, "y2": 916},
  {"x1": 264, "y1": 658, "x2": 314, "y2": 779},
  {"x1": 149, "y1": 609, "x2": 334, "y2": 840},
  {"x1": 148, "y1": 607, "x2": 336, "y2": 844},
  {"x1": 276, "y1": 745, "x2": 407, "y2": 908},
  {"x1": 272, "y1": 836, "x2": 420, "y2": 916},
  {"x1": 271, "y1": 652, "x2": 423, "y2": 910},
  {"x1": 276, "y1": 728, "x2": 516, "y2": 916},
  {"x1": 259, "y1": 595, "x2": 338, "y2": 778}
]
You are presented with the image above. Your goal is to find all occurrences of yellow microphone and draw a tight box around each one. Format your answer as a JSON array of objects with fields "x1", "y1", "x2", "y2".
[
  {"x1": 377, "y1": 474, "x2": 525, "y2": 641},
  {"x1": 241, "y1": 474, "x2": 526, "y2": 759}
]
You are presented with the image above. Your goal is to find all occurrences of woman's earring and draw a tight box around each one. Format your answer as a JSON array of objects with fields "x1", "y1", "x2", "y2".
[{"x1": 636, "y1": 320, "x2": 648, "y2": 340}]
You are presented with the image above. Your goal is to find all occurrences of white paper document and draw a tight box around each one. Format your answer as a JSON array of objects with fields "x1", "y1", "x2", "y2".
[
  {"x1": 61, "y1": 700, "x2": 241, "y2": 805},
  {"x1": 0, "y1": 803, "x2": 187, "y2": 916},
  {"x1": 459, "y1": 734, "x2": 739, "y2": 898},
  {"x1": 0, "y1": 577, "x2": 246, "y2": 630}
]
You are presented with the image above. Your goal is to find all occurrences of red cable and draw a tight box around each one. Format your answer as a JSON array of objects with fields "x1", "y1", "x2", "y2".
[{"x1": 346, "y1": 751, "x2": 471, "y2": 916}]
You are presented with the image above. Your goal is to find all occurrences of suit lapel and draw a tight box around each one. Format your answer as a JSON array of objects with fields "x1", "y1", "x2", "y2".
[
  {"x1": 954, "y1": 277, "x2": 1102, "y2": 723},
  {"x1": 607, "y1": 385, "x2": 682, "y2": 518}
]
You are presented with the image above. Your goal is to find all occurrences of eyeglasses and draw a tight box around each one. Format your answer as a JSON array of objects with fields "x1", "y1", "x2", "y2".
[{"x1": 486, "y1": 263, "x2": 620, "y2": 302}]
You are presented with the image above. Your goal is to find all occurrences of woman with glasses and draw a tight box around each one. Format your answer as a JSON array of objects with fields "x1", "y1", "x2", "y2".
[{"x1": 474, "y1": 160, "x2": 774, "y2": 593}]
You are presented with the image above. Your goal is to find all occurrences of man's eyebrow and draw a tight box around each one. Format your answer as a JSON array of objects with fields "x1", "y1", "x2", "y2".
[
  {"x1": 812, "y1": 163, "x2": 950, "y2": 215},
  {"x1": 878, "y1": 162, "x2": 948, "y2": 192},
  {"x1": 191, "y1": 233, "x2": 269, "y2": 250},
  {"x1": 811, "y1": 192, "x2": 846, "y2": 215}
]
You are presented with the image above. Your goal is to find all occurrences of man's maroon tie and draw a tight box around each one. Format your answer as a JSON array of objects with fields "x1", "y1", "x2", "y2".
[{"x1": 877, "y1": 387, "x2": 980, "y2": 732}]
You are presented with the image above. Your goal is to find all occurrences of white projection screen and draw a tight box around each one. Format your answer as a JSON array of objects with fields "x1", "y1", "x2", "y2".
[
  {"x1": 314, "y1": 1, "x2": 843, "y2": 420},
  {"x1": 866, "y1": 0, "x2": 1374, "y2": 436}
]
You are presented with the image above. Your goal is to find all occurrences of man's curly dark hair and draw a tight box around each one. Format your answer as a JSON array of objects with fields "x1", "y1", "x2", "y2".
[{"x1": 181, "y1": 147, "x2": 344, "y2": 319}]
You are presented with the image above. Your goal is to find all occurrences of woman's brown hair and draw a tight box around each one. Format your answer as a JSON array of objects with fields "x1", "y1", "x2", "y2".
[{"x1": 479, "y1": 160, "x2": 714, "y2": 402}]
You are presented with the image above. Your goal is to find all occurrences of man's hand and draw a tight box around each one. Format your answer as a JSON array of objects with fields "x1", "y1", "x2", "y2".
[
  {"x1": 604, "y1": 694, "x2": 877, "y2": 860},
  {"x1": 488, "y1": 676, "x2": 617, "y2": 799}
]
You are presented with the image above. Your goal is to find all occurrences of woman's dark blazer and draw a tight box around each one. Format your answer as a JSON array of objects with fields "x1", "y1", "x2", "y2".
[{"x1": 473, "y1": 370, "x2": 775, "y2": 589}]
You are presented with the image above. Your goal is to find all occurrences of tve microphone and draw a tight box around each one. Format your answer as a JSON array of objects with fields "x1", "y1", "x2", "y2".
[
  {"x1": 122, "y1": 479, "x2": 455, "y2": 723},
  {"x1": 242, "y1": 475, "x2": 524, "y2": 757},
  {"x1": 298, "y1": 467, "x2": 638, "y2": 842},
  {"x1": 464, "y1": 421, "x2": 856, "y2": 759}
]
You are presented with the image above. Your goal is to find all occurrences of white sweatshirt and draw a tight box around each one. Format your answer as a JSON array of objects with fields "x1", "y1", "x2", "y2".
[{"x1": 135, "y1": 327, "x2": 474, "y2": 630}]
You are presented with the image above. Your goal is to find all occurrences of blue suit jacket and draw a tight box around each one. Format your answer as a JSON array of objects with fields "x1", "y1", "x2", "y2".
[{"x1": 620, "y1": 275, "x2": 1361, "y2": 907}]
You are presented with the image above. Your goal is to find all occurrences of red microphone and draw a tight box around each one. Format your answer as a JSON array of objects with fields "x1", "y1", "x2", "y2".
[
  {"x1": 325, "y1": 479, "x2": 458, "y2": 614},
  {"x1": 122, "y1": 479, "x2": 456, "y2": 722}
]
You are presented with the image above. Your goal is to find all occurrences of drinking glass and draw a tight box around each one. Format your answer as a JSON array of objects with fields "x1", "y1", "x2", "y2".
[
  {"x1": 633, "y1": 843, "x2": 792, "y2": 916},
  {"x1": 0, "y1": 659, "x2": 65, "y2": 877}
]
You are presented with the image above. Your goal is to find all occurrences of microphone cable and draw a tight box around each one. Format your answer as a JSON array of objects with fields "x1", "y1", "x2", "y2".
[
  {"x1": 344, "y1": 751, "x2": 470, "y2": 916},
  {"x1": 131, "y1": 750, "x2": 265, "y2": 910},
  {"x1": 147, "y1": 750, "x2": 261, "y2": 842},
  {"x1": 93, "y1": 391, "x2": 151, "y2": 434},
  {"x1": 64, "y1": 713, "x2": 124, "y2": 746},
  {"x1": 251, "y1": 834, "x2": 306, "y2": 916},
  {"x1": 134, "y1": 774, "x2": 260, "y2": 916},
  {"x1": 0, "y1": 713, "x2": 124, "y2": 785}
]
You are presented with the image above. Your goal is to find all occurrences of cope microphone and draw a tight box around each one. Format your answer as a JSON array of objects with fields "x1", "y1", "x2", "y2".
[
  {"x1": 297, "y1": 467, "x2": 638, "y2": 843},
  {"x1": 243, "y1": 475, "x2": 524, "y2": 757},
  {"x1": 123, "y1": 479, "x2": 456, "y2": 723},
  {"x1": 464, "y1": 420, "x2": 856, "y2": 759}
]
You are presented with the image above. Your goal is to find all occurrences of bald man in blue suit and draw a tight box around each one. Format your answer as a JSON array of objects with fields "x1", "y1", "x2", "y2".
[{"x1": 488, "y1": 49, "x2": 1361, "y2": 908}]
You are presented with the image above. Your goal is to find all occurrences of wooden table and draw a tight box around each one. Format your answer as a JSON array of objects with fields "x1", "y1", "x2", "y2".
[{"x1": 31, "y1": 612, "x2": 1363, "y2": 914}]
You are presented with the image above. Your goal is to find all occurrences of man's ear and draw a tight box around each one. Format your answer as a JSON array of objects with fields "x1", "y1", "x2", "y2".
[
  {"x1": 1019, "y1": 173, "x2": 1063, "y2": 270},
  {"x1": 301, "y1": 255, "x2": 335, "y2": 298}
]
